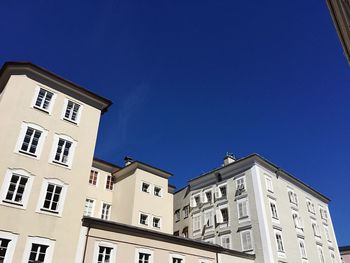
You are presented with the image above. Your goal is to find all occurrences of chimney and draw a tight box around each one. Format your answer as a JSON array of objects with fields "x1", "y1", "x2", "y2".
[
  {"x1": 223, "y1": 153, "x2": 235, "y2": 166},
  {"x1": 124, "y1": 156, "x2": 133, "y2": 166}
]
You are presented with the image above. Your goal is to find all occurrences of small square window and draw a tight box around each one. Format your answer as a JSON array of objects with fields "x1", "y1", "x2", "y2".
[
  {"x1": 153, "y1": 217, "x2": 161, "y2": 228},
  {"x1": 64, "y1": 100, "x2": 81, "y2": 123},
  {"x1": 34, "y1": 88, "x2": 54, "y2": 113},
  {"x1": 174, "y1": 209, "x2": 180, "y2": 222},
  {"x1": 140, "y1": 214, "x2": 149, "y2": 225},
  {"x1": 142, "y1": 182, "x2": 150, "y2": 193},
  {"x1": 138, "y1": 252, "x2": 151, "y2": 263},
  {"x1": 154, "y1": 186, "x2": 162, "y2": 197}
]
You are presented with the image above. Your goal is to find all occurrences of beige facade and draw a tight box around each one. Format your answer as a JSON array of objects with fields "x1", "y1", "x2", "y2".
[{"x1": 174, "y1": 154, "x2": 342, "y2": 263}]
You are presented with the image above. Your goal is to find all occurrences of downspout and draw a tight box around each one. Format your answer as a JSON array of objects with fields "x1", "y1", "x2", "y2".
[
  {"x1": 216, "y1": 252, "x2": 219, "y2": 263},
  {"x1": 82, "y1": 225, "x2": 90, "y2": 263}
]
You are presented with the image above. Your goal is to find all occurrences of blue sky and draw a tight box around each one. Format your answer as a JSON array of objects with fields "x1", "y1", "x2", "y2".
[{"x1": 1, "y1": 1, "x2": 350, "y2": 245}]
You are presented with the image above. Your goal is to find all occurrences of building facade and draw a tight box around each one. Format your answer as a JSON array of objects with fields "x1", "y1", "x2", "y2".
[
  {"x1": 340, "y1": 246, "x2": 350, "y2": 263},
  {"x1": 174, "y1": 154, "x2": 342, "y2": 263}
]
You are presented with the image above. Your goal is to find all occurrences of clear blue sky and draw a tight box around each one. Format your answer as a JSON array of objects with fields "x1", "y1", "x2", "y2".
[{"x1": 1, "y1": 1, "x2": 349, "y2": 245}]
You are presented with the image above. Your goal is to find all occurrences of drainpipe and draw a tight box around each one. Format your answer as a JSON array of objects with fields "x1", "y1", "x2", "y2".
[{"x1": 82, "y1": 225, "x2": 90, "y2": 263}]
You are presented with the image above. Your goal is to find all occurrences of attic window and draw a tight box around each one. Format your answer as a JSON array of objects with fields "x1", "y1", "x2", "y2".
[{"x1": 142, "y1": 182, "x2": 150, "y2": 193}]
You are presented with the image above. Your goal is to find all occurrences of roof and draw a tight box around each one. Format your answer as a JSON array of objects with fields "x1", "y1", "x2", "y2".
[
  {"x1": 0, "y1": 61, "x2": 112, "y2": 113},
  {"x1": 113, "y1": 160, "x2": 173, "y2": 180},
  {"x1": 93, "y1": 157, "x2": 121, "y2": 172},
  {"x1": 82, "y1": 217, "x2": 255, "y2": 260},
  {"x1": 188, "y1": 153, "x2": 330, "y2": 203},
  {"x1": 340, "y1": 246, "x2": 350, "y2": 252}
]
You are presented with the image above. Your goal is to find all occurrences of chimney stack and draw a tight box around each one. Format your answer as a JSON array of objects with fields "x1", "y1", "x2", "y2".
[
  {"x1": 223, "y1": 153, "x2": 235, "y2": 166},
  {"x1": 124, "y1": 156, "x2": 133, "y2": 166}
]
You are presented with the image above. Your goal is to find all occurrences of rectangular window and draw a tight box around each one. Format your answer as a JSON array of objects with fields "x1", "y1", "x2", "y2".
[
  {"x1": 298, "y1": 238, "x2": 307, "y2": 259},
  {"x1": 182, "y1": 206, "x2": 189, "y2": 219},
  {"x1": 312, "y1": 221, "x2": 321, "y2": 237},
  {"x1": 139, "y1": 252, "x2": 151, "y2": 263},
  {"x1": 89, "y1": 170, "x2": 98, "y2": 186},
  {"x1": 307, "y1": 200, "x2": 315, "y2": 213},
  {"x1": 142, "y1": 182, "x2": 150, "y2": 193},
  {"x1": 4, "y1": 173, "x2": 28, "y2": 205},
  {"x1": 193, "y1": 214, "x2": 201, "y2": 231},
  {"x1": 320, "y1": 207, "x2": 328, "y2": 220},
  {"x1": 42, "y1": 184, "x2": 62, "y2": 213},
  {"x1": 97, "y1": 246, "x2": 113, "y2": 263},
  {"x1": 203, "y1": 209, "x2": 214, "y2": 227},
  {"x1": 28, "y1": 243, "x2": 48, "y2": 263},
  {"x1": 34, "y1": 88, "x2": 53, "y2": 112},
  {"x1": 84, "y1": 199, "x2": 94, "y2": 216},
  {"x1": 324, "y1": 225, "x2": 331, "y2": 242},
  {"x1": 172, "y1": 258, "x2": 183, "y2": 263},
  {"x1": 153, "y1": 217, "x2": 160, "y2": 228},
  {"x1": 174, "y1": 209, "x2": 180, "y2": 222},
  {"x1": 106, "y1": 175, "x2": 113, "y2": 190},
  {"x1": 139, "y1": 214, "x2": 148, "y2": 225},
  {"x1": 20, "y1": 127, "x2": 42, "y2": 156},
  {"x1": 238, "y1": 199, "x2": 249, "y2": 219},
  {"x1": 275, "y1": 231, "x2": 285, "y2": 252},
  {"x1": 236, "y1": 177, "x2": 246, "y2": 195},
  {"x1": 292, "y1": 213, "x2": 303, "y2": 229},
  {"x1": 288, "y1": 190, "x2": 298, "y2": 205},
  {"x1": 215, "y1": 184, "x2": 227, "y2": 199},
  {"x1": 216, "y1": 207, "x2": 229, "y2": 224},
  {"x1": 64, "y1": 100, "x2": 81, "y2": 123},
  {"x1": 270, "y1": 202, "x2": 279, "y2": 219},
  {"x1": 54, "y1": 138, "x2": 72, "y2": 165},
  {"x1": 317, "y1": 246, "x2": 325, "y2": 263},
  {"x1": 154, "y1": 186, "x2": 162, "y2": 197},
  {"x1": 241, "y1": 230, "x2": 253, "y2": 251},
  {"x1": 101, "y1": 203, "x2": 111, "y2": 220},
  {"x1": 221, "y1": 235, "x2": 231, "y2": 249},
  {"x1": 265, "y1": 176, "x2": 273, "y2": 192},
  {"x1": 0, "y1": 238, "x2": 10, "y2": 262}
]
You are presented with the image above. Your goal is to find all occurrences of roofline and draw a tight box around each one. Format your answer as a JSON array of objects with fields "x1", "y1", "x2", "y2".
[
  {"x1": 188, "y1": 153, "x2": 330, "y2": 202},
  {"x1": 93, "y1": 157, "x2": 121, "y2": 170},
  {"x1": 82, "y1": 217, "x2": 255, "y2": 260},
  {"x1": 339, "y1": 245, "x2": 350, "y2": 251},
  {"x1": 0, "y1": 61, "x2": 112, "y2": 113}
]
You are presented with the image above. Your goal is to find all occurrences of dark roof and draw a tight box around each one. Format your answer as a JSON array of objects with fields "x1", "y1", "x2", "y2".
[
  {"x1": 93, "y1": 157, "x2": 121, "y2": 170},
  {"x1": 82, "y1": 217, "x2": 255, "y2": 260},
  {"x1": 0, "y1": 61, "x2": 112, "y2": 113},
  {"x1": 188, "y1": 153, "x2": 330, "y2": 202},
  {"x1": 340, "y1": 246, "x2": 350, "y2": 252}
]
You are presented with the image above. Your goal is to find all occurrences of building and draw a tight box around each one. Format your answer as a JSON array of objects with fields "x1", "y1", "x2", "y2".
[
  {"x1": 0, "y1": 62, "x2": 254, "y2": 263},
  {"x1": 340, "y1": 246, "x2": 350, "y2": 263},
  {"x1": 327, "y1": 0, "x2": 350, "y2": 63},
  {"x1": 174, "y1": 154, "x2": 342, "y2": 263}
]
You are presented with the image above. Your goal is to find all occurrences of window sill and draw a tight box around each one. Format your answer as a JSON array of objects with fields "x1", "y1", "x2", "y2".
[
  {"x1": 33, "y1": 105, "x2": 50, "y2": 114},
  {"x1": 50, "y1": 161, "x2": 71, "y2": 169},
  {"x1": 40, "y1": 208, "x2": 59, "y2": 214},
  {"x1": 17, "y1": 150, "x2": 38, "y2": 159},
  {"x1": 63, "y1": 117, "x2": 79, "y2": 126},
  {"x1": 1, "y1": 200, "x2": 26, "y2": 210},
  {"x1": 37, "y1": 209, "x2": 62, "y2": 218},
  {"x1": 3, "y1": 200, "x2": 23, "y2": 206}
]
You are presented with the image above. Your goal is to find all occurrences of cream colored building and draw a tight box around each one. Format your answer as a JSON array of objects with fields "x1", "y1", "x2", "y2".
[{"x1": 174, "y1": 154, "x2": 342, "y2": 263}]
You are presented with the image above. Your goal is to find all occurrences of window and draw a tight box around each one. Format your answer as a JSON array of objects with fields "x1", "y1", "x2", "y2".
[
  {"x1": 201, "y1": 190, "x2": 212, "y2": 204},
  {"x1": 33, "y1": 88, "x2": 54, "y2": 112},
  {"x1": 106, "y1": 175, "x2": 113, "y2": 190},
  {"x1": 324, "y1": 225, "x2": 331, "y2": 242},
  {"x1": 307, "y1": 200, "x2": 315, "y2": 213},
  {"x1": 182, "y1": 206, "x2": 189, "y2": 219},
  {"x1": 190, "y1": 194, "x2": 200, "y2": 208},
  {"x1": 173, "y1": 231, "x2": 179, "y2": 236},
  {"x1": 216, "y1": 207, "x2": 229, "y2": 224},
  {"x1": 142, "y1": 182, "x2": 150, "y2": 193},
  {"x1": 312, "y1": 221, "x2": 321, "y2": 237},
  {"x1": 153, "y1": 217, "x2": 161, "y2": 228},
  {"x1": 269, "y1": 201, "x2": 279, "y2": 220},
  {"x1": 292, "y1": 213, "x2": 303, "y2": 229},
  {"x1": 50, "y1": 134, "x2": 76, "y2": 168},
  {"x1": 330, "y1": 251, "x2": 337, "y2": 263},
  {"x1": 241, "y1": 230, "x2": 253, "y2": 251},
  {"x1": 221, "y1": 235, "x2": 231, "y2": 249},
  {"x1": 0, "y1": 231, "x2": 18, "y2": 263},
  {"x1": 274, "y1": 230, "x2": 285, "y2": 253},
  {"x1": 101, "y1": 203, "x2": 111, "y2": 220},
  {"x1": 169, "y1": 254, "x2": 185, "y2": 263},
  {"x1": 84, "y1": 199, "x2": 94, "y2": 216},
  {"x1": 93, "y1": 242, "x2": 116, "y2": 263},
  {"x1": 154, "y1": 186, "x2": 162, "y2": 197},
  {"x1": 174, "y1": 209, "x2": 180, "y2": 222},
  {"x1": 182, "y1": 227, "x2": 188, "y2": 238},
  {"x1": 23, "y1": 237, "x2": 55, "y2": 263},
  {"x1": 139, "y1": 253, "x2": 151, "y2": 263},
  {"x1": 63, "y1": 100, "x2": 81, "y2": 123},
  {"x1": 136, "y1": 249, "x2": 153, "y2": 263},
  {"x1": 265, "y1": 176, "x2": 273, "y2": 192},
  {"x1": 15, "y1": 123, "x2": 47, "y2": 159},
  {"x1": 36, "y1": 179, "x2": 67, "y2": 216},
  {"x1": 53, "y1": 138, "x2": 72, "y2": 166},
  {"x1": 215, "y1": 184, "x2": 227, "y2": 199},
  {"x1": 288, "y1": 189, "x2": 298, "y2": 205},
  {"x1": 172, "y1": 258, "x2": 183, "y2": 263},
  {"x1": 193, "y1": 214, "x2": 201, "y2": 231},
  {"x1": 203, "y1": 209, "x2": 214, "y2": 227},
  {"x1": 317, "y1": 246, "x2": 325, "y2": 263},
  {"x1": 320, "y1": 207, "x2": 328, "y2": 220},
  {"x1": 139, "y1": 213, "x2": 149, "y2": 225},
  {"x1": 235, "y1": 177, "x2": 246, "y2": 195},
  {"x1": 237, "y1": 199, "x2": 249, "y2": 219},
  {"x1": 89, "y1": 170, "x2": 98, "y2": 186},
  {"x1": 298, "y1": 238, "x2": 307, "y2": 259}
]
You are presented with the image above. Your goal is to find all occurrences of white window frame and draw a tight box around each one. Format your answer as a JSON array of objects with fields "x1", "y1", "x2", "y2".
[
  {"x1": 92, "y1": 241, "x2": 117, "y2": 263},
  {"x1": 0, "y1": 168, "x2": 34, "y2": 209},
  {"x1": 139, "y1": 212, "x2": 149, "y2": 226},
  {"x1": 237, "y1": 198, "x2": 250, "y2": 221},
  {"x1": 216, "y1": 205, "x2": 229, "y2": 227},
  {"x1": 274, "y1": 229, "x2": 286, "y2": 258},
  {"x1": 324, "y1": 225, "x2": 332, "y2": 243},
  {"x1": 31, "y1": 86, "x2": 56, "y2": 114},
  {"x1": 235, "y1": 176, "x2": 246, "y2": 193},
  {"x1": 193, "y1": 213, "x2": 201, "y2": 232},
  {"x1": 135, "y1": 248, "x2": 153, "y2": 263},
  {"x1": 203, "y1": 208, "x2": 214, "y2": 228},
  {"x1": 311, "y1": 220, "x2": 321, "y2": 237},
  {"x1": 174, "y1": 209, "x2": 180, "y2": 222},
  {"x1": 292, "y1": 212, "x2": 303, "y2": 231},
  {"x1": 330, "y1": 251, "x2": 337, "y2": 263},
  {"x1": 14, "y1": 122, "x2": 48, "y2": 159},
  {"x1": 319, "y1": 206, "x2": 328, "y2": 221},
  {"x1": 100, "y1": 202, "x2": 112, "y2": 220},
  {"x1": 169, "y1": 253, "x2": 185, "y2": 263},
  {"x1": 317, "y1": 245, "x2": 325, "y2": 263},
  {"x1": 190, "y1": 193, "x2": 201, "y2": 208},
  {"x1": 152, "y1": 216, "x2": 161, "y2": 229},
  {"x1": 22, "y1": 236, "x2": 55, "y2": 263},
  {"x1": 269, "y1": 199, "x2": 279, "y2": 222},
  {"x1": 61, "y1": 98, "x2": 83, "y2": 125},
  {"x1": 265, "y1": 175, "x2": 274, "y2": 192},
  {"x1": 153, "y1": 185, "x2": 163, "y2": 197},
  {"x1": 182, "y1": 205, "x2": 189, "y2": 219},
  {"x1": 49, "y1": 134, "x2": 77, "y2": 168},
  {"x1": 240, "y1": 230, "x2": 254, "y2": 252},
  {"x1": 221, "y1": 234, "x2": 231, "y2": 249},
  {"x1": 287, "y1": 188, "x2": 298, "y2": 205},
  {"x1": 84, "y1": 198, "x2": 95, "y2": 217},
  {"x1": 215, "y1": 183, "x2": 227, "y2": 199},
  {"x1": 0, "y1": 231, "x2": 18, "y2": 263},
  {"x1": 306, "y1": 199, "x2": 315, "y2": 214},
  {"x1": 36, "y1": 178, "x2": 68, "y2": 217},
  {"x1": 298, "y1": 238, "x2": 307, "y2": 259},
  {"x1": 141, "y1": 181, "x2": 151, "y2": 194}
]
